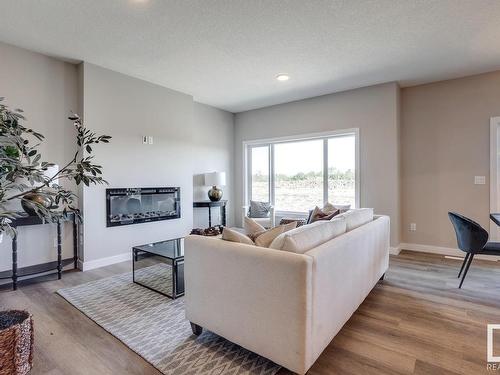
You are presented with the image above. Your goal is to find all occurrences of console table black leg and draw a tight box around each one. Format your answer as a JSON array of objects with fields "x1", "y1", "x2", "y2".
[
  {"x1": 73, "y1": 219, "x2": 78, "y2": 269},
  {"x1": 171, "y1": 260, "x2": 177, "y2": 299},
  {"x1": 208, "y1": 207, "x2": 212, "y2": 228},
  {"x1": 221, "y1": 205, "x2": 226, "y2": 227},
  {"x1": 12, "y1": 234, "x2": 18, "y2": 291},
  {"x1": 57, "y1": 220, "x2": 62, "y2": 279}
]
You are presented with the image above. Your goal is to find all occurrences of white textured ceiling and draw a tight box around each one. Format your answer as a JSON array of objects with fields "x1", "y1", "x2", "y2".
[{"x1": 1, "y1": 0, "x2": 500, "y2": 112}]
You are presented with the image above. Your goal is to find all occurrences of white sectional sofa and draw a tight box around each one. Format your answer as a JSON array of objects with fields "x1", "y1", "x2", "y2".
[{"x1": 184, "y1": 210, "x2": 390, "y2": 374}]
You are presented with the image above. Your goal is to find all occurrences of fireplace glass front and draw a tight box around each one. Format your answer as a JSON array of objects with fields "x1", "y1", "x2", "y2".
[{"x1": 106, "y1": 187, "x2": 180, "y2": 227}]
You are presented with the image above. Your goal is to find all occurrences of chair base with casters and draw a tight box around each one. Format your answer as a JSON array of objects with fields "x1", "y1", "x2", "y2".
[{"x1": 448, "y1": 212, "x2": 500, "y2": 288}]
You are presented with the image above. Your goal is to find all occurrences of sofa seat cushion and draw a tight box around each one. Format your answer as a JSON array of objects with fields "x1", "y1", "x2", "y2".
[
  {"x1": 336, "y1": 208, "x2": 374, "y2": 231},
  {"x1": 270, "y1": 218, "x2": 346, "y2": 254}
]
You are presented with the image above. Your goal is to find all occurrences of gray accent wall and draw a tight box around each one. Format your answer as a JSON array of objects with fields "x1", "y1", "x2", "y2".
[{"x1": 234, "y1": 82, "x2": 401, "y2": 247}]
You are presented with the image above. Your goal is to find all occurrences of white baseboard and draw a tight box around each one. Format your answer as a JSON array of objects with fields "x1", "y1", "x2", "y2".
[
  {"x1": 399, "y1": 243, "x2": 500, "y2": 262},
  {"x1": 389, "y1": 245, "x2": 401, "y2": 255},
  {"x1": 79, "y1": 252, "x2": 131, "y2": 271}
]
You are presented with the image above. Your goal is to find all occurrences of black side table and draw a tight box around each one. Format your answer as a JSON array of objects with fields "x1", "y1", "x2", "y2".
[
  {"x1": 0, "y1": 212, "x2": 78, "y2": 290},
  {"x1": 193, "y1": 200, "x2": 227, "y2": 227},
  {"x1": 491, "y1": 213, "x2": 500, "y2": 226}
]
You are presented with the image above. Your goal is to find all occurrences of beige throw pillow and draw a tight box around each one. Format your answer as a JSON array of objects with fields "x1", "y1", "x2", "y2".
[
  {"x1": 309, "y1": 206, "x2": 340, "y2": 223},
  {"x1": 244, "y1": 216, "x2": 266, "y2": 236},
  {"x1": 253, "y1": 221, "x2": 297, "y2": 248},
  {"x1": 324, "y1": 202, "x2": 351, "y2": 213},
  {"x1": 221, "y1": 227, "x2": 255, "y2": 245}
]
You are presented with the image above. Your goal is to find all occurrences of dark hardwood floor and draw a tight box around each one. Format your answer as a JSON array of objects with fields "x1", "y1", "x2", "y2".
[{"x1": 1, "y1": 250, "x2": 500, "y2": 374}]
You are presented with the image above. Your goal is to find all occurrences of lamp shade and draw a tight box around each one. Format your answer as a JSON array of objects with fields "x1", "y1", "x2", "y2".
[{"x1": 204, "y1": 172, "x2": 226, "y2": 186}]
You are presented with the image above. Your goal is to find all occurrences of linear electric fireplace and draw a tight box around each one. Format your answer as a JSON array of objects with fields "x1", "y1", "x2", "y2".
[{"x1": 106, "y1": 187, "x2": 180, "y2": 227}]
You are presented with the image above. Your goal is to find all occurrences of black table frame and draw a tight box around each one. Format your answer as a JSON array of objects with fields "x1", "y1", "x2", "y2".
[
  {"x1": 132, "y1": 243, "x2": 184, "y2": 299},
  {"x1": 0, "y1": 212, "x2": 78, "y2": 290},
  {"x1": 490, "y1": 213, "x2": 500, "y2": 227},
  {"x1": 193, "y1": 200, "x2": 227, "y2": 227}
]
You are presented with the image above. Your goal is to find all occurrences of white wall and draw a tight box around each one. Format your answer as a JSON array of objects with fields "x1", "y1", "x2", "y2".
[
  {"x1": 0, "y1": 42, "x2": 78, "y2": 272},
  {"x1": 192, "y1": 102, "x2": 234, "y2": 228},
  {"x1": 80, "y1": 63, "x2": 234, "y2": 267},
  {"x1": 234, "y1": 82, "x2": 401, "y2": 246}
]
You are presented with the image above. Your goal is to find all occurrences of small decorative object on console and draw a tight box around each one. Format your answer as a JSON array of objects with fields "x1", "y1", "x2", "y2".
[
  {"x1": 0, "y1": 310, "x2": 34, "y2": 375},
  {"x1": 20, "y1": 192, "x2": 52, "y2": 216},
  {"x1": 190, "y1": 225, "x2": 223, "y2": 236},
  {"x1": 204, "y1": 172, "x2": 226, "y2": 201}
]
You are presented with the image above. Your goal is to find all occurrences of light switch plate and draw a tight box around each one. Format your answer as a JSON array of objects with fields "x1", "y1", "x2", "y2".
[
  {"x1": 142, "y1": 136, "x2": 148, "y2": 144},
  {"x1": 474, "y1": 176, "x2": 486, "y2": 185}
]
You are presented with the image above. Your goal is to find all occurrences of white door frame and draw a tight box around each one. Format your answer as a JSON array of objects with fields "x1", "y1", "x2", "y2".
[{"x1": 490, "y1": 117, "x2": 500, "y2": 240}]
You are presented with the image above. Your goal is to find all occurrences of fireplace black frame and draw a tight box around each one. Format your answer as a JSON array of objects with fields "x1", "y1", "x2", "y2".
[{"x1": 106, "y1": 187, "x2": 181, "y2": 227}]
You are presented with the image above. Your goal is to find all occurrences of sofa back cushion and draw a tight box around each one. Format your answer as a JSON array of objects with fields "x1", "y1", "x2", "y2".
[
  {"x1": 270, "y1": 218, "x2": 346, "y2": 254},
  {"x1": 336, "y1": 208, "x2": 374, "y2": 231}
]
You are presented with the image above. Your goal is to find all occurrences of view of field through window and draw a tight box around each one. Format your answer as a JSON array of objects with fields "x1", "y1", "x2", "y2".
[{"x1": 250, "y1": 135, "x2": 355, "y2": 213}]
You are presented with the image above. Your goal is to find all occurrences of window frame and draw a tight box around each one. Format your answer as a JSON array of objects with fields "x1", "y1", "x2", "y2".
[{"x1": 243, "y1": 129, "x2": 360, "y2": 216}]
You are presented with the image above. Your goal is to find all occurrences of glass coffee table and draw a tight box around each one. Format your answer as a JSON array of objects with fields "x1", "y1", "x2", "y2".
[{"x1": 132, "y1": 238, "x2": 184, "y2": 299}]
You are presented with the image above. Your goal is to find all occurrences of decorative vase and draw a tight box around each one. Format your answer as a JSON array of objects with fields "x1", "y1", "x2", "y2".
[
  {"x1": 208, "y1": 186, "x2": 223, "y2": 201},
  {"x1": 0, "y1": 310, "x2": 34, "y2": 375},
  {"x1": 21, "y1": 192, "x2": 52, "y2": 216}
]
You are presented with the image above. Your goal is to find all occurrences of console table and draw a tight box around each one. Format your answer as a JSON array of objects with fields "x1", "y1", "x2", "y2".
[
  {"x1": 193, "y1": 200, "x2": 227, "y2": 227},
  {"x1": 0, "y1": 212, "x2": 78, "y2": 290}
]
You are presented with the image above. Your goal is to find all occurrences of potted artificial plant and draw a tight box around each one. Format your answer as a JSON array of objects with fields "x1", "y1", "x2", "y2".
[{"x1": 0, "y1": 97, "x2": 111, "y2": 242}]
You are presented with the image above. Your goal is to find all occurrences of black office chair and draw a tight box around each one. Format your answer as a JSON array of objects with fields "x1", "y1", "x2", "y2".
[{"x1": 448, "y1": 212, "x2": 500, "y2": 288}]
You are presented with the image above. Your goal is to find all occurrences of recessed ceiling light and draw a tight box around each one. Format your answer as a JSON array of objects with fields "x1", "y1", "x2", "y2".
[{"x1": 275, "y1": 74, "x2": 290, "y2": 81}]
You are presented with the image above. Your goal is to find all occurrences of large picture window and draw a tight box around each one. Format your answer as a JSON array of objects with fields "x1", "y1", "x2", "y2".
[{"x1": 245, "y1": 130, "x2": 358, "y2": 214}]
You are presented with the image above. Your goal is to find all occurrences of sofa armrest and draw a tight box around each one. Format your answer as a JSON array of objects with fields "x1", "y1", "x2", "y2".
[
  {"x1": 305, "y1": 215, "x2": 390, "y2": 364},
  {"x1": 184, "y1": 235, "x2": 313, "y2": 374}
]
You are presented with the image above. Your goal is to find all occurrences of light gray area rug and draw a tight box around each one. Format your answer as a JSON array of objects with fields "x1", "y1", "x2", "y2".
[{"x1": 57, "y1": 264, "x2": 281, "y2": 375}]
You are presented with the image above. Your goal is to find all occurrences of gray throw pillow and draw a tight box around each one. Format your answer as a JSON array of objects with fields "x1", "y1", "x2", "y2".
[{"x1": 249, "y1": 200, "x2": 271, "y2": 218}]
